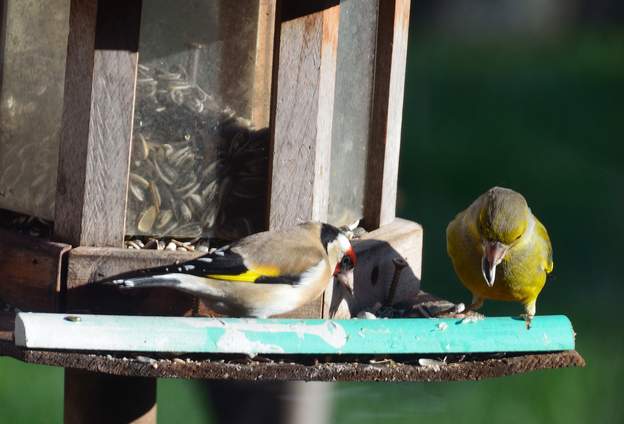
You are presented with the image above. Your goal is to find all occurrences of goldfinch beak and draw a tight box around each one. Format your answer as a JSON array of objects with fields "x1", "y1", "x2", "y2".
[{"x1": 482, "y1": 241, "x2": 508, "y2": 287}]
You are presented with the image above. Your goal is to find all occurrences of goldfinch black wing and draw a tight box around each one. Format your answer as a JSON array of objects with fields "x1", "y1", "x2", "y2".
[
  {"x1": 188, "y1": 246, "x2": 299, "y2": 284},
  {"x1": 105, "y1": 223, "x2": 329, "y2": 287},
  {"x1": 105, "y1": 245, "x2": 299, "y2": 286}
]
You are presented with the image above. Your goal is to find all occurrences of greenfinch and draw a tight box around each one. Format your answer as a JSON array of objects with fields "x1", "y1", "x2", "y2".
[{"x1": 446, "y1": 187, "x2": 553, "y2": 327}]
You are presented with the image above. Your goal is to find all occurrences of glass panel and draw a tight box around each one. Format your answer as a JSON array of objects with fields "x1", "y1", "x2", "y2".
[
  {"x1": 0, "y1": 0, "x2": 70, "y2": 220},
  {"x1": 126, "y1": 0, "x2": 271, "y2": 240},
  {"x1": 328, "y1": 0, "x2": 378, "y2": 226}
]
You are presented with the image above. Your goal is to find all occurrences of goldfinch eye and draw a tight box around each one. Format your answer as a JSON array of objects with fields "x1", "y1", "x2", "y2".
[{"x1": 340, "y1": 254, "x2": 354, "y2": 271}]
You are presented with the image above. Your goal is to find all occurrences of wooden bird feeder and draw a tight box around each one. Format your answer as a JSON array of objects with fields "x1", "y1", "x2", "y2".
[{"x1": 0, "y1": 1, "x2": 583, "y2": 423}]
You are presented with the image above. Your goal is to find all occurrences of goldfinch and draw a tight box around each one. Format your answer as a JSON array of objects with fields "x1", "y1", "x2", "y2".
[
  {"x1": 108, "y1": 222, "x2": 356, "y2": 318},
  {"x1": 446, "y1": 187, "x2": 553, "y2": 327}
]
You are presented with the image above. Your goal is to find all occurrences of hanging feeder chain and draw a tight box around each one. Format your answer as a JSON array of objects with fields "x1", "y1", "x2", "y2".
[{"x1": 385, "y1": 257, "x2": 408, "y2": 306}]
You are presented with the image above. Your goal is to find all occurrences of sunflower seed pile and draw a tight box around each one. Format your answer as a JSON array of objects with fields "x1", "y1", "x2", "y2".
[
  {"x1": 127, "y1": 63, "x2": 268, "y2": 241},
  {"x1": 124, "y1": 236, "x2": 212, "y2": 253}
]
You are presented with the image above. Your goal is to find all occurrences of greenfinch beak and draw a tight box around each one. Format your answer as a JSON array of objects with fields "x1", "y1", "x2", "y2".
[{"x1": 482, "y1": 241, "x2": 508, "y2": 287}]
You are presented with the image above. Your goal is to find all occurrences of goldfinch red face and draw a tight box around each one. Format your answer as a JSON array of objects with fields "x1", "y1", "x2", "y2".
[{"x1": 330, "y1": 233, "x2": 357, "y2": 275}]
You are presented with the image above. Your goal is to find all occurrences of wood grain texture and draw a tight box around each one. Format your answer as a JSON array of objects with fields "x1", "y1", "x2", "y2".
[
  {"x1": 268, "y1": 3, "x2": 340, "y2": 229},
  {"x1": 0, "y1": 229, "x2": 70, "y2": 311},
  {"x1": 54, "y1": 0, "x2": 142, "y2": 247},
  {"x1": 54, "y1": 2, "x2": 151, "y2": 422},
  {"x1": 251, "y1": 0, "x2": 277, "y2": 128},
  {"x1": 363, "y1": 0, "x2": 411, "y2": 229}
]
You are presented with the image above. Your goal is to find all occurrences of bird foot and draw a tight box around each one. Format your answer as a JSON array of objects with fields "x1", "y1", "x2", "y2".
[
  {"x1": 455, "y1": 311, "x2": 486, "y2": 323},
  {"x1": 520, "y1": 314, "x2": 534, "y2": 329}
]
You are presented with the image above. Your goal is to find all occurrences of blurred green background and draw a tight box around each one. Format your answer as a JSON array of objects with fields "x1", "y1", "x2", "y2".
[{"x1": 1, "y1": 1, "x2": 623, "y2": 422}]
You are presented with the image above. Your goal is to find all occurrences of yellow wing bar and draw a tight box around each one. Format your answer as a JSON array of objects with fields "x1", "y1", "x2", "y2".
[{"x1": 207, "y1": 265, "x2": 281, "y2": 282}]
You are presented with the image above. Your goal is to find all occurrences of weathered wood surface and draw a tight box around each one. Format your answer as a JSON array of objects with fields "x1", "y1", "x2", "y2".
[
  {"x1": 251, "y1": 0, "x2": 277, "y2": 128},
  {"x1": 54, "y1": 0, "x2": 142, "y2": 247},
  {"x1": 0, "y1": 336, "x2": 585, "y2": 382},
  {"x1": 53, "y1": 1, "x2": 150, "y2": 421},
  {"x1": 363, "y1": 0, "x2": 411, "y2": 228},
  {"x1": 0, "y1": 229, "x2": 70, "y2": 311},
  {"x1": 268, "y1": 2, "x2": 340, "y2": 229},
  {"x1": 16, "y1": 313, "x2": 577, "y2": 354}
]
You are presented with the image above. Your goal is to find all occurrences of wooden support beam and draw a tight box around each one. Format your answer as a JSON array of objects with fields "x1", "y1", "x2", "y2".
[
  {"x1": 54, "y1": 0, "x2": 142, "y2": 247},
  {"x1": 251, "y1": 0, "x2": 277, "y2": 128},
  {"x1": 267, "y1": 1, "x2": 340, "y2": 229},
  {"x1": 0, "y1": 229, "x2": 70, "y2": 312},
  {"x1": 363, "y1": 0, "x2": 411, "y2": 229},
  {"x1": 53, "y1": 1, "x2": 154, "y2": 422},
  {"x1": 64, "y1": 369, "x2": 156, "y2": 424}
]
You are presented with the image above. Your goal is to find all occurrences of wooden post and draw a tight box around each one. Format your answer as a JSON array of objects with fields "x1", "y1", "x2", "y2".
[
  {"x1": 363, "y1": 0, "x2": 411, "y2": 229},
  {"x1": 54, "y1": 0, "x2": 156, "y2": 422},
  {"x1": 64, "y1": 369, "x2": 156, "y2": 424},
  {"x1": 54, "y1": 0, "x2": 141, "y2": 247},
  {"x1": 267, "y1": 0, "x2": 340, "y2": 229},
  {"x1": 252, "y1": 0, "x2": 277, "y2": 128}
]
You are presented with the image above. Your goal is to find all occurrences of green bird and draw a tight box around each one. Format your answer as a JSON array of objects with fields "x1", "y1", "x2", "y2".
[{"x1": 446, "y1": 187, "x2": 553, "y2": 327}]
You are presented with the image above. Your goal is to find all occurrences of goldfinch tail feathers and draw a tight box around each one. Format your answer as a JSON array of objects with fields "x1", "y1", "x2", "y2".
[
  {"x1": 101, "y1": 246, "x2": 302, "y2": 288},
  {"x1": 101, "y1": 248, "x2": 247, "y2": 287}
]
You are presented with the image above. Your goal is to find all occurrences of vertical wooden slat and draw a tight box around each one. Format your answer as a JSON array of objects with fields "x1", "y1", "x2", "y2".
[
  {"x1": 267, "y1": 1, "x2": 340, "y2": 230},
  {"x1": 251, "y1": 0, "x2": 277, "y2": 128},
  {"x1": 54, "y1": 0, "x2": 142, "y2": 247},
  {"x1": 54, "y1": 1, "x2": 155, "y2": 422},
  {"x1": 0, "y1": 0, "x2": 6, "y2": 95},
  {"x1": 363, "y1": 0, "x2": 411, "y2": 229}
]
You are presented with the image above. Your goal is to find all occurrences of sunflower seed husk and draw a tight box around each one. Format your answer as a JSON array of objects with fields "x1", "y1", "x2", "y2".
[
  {"x1": 155, "y1": 209, "x2": 173, "y2": 230},
  {"x1": 137, "y1": 206, "x2": 157, "y2": 232}
]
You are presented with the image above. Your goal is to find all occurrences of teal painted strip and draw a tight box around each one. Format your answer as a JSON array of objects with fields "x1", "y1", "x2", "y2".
[{"x1": 14, "y1": 313, "x2": 575, "y2": 355}]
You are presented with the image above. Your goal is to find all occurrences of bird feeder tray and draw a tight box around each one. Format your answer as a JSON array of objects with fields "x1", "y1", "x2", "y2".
[{"x1": 0, "y1": 311, "x2": 584, "y2": 382}]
